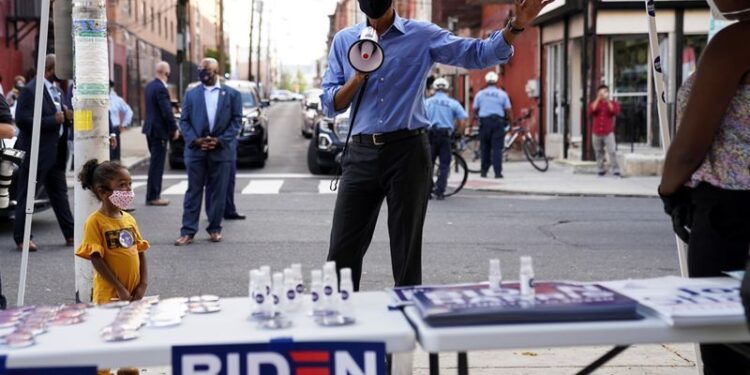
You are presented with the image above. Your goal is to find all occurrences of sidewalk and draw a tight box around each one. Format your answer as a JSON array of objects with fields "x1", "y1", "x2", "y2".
[
  {"x1": 120, "y1": 125, "x2": 150, "y2": 170},
  {"x1": 463, "y1": 160, "x2": 660, "y2": 197}
]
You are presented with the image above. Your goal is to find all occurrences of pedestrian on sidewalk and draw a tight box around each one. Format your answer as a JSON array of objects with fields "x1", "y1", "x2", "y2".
[
  {"x1": 589, "y1": 84, "x2": 621, "y2": 176},
  {"x1": 12, "y1": 54, "x2": 74, "y2": 252},
  {"x1": 174, "y1": 58, "x2": 242, "y2": 246},
  {"x1": 473, "y1": 72, "x2": 512, "y2": 179},
  {"x1": 142, "y1": 62, "x2": 179, "y2": 207},
  {"x1": 321, "y1": 0, "x2": 552, "y2": 289},
  {"x1": 426, "y1": 77, "x2": 467, "y2": 200},
  {"x1": 109, "y1": 80, "x2": 133, "y2": 162},
  {"x1": 659, "y1": 10, "x2": 750, "y2": 374}
]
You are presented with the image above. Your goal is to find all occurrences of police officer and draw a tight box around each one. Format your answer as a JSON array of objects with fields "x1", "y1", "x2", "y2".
[
  {"x1": 426, "y1": 78, "x2": 467, "y2": 200},
  {"x1": 473, "y1": 72, "x2": 513, "y2": 178},
  {"x1": 321, "y1": 0, "x2": 552, "y2": 289}
]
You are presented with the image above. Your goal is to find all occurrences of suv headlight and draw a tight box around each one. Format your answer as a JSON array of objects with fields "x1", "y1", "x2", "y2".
[
  {"x1": 242, "y1": 116, "x2": 261, "y2": 136},
  {"x1": 334, "y1": 116, "x2": 350, "y2": 140}
]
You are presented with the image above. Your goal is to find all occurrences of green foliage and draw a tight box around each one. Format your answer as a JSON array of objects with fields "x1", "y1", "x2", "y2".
[{"x1": 204, "y1": 48, "x2": 231, "y2": 74}]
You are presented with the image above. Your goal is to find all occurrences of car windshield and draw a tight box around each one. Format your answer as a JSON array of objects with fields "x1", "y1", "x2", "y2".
[{"x1": 240, "y1": 91, "x2": 257, "y2": 108}]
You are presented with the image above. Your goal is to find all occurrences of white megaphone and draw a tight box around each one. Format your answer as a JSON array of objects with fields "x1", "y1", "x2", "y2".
[{"x1": 348, "y1": 27, "x2": 384, "y2": 74}]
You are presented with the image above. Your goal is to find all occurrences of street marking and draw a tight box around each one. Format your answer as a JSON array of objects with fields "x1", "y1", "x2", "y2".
[
  {"x1": 242, "y1": 180, "x2": 284, "y2": 195},
  {"x1": 132, "y1": 182, "x2": 146, "y2": 190},
  {"x1": 318, "y1": 180, "x2": 336, "y2": 194},
  {"x1": 162, "y1": 180, "x2": 189, "y2": 195}
]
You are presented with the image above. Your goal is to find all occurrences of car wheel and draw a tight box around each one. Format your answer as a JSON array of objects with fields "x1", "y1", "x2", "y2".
[{"x1": 307, "y1": 137, "x2": 323, "y2": 175}]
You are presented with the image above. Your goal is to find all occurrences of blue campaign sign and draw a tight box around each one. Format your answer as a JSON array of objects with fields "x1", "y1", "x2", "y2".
[{"x1": 172, "y1": 341, "x2": 386, "y2": 375}]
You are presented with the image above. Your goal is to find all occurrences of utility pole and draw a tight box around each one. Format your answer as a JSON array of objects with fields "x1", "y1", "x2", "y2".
[
  {"x1": 217, "y1": 0, "x2": 225, "y2": 75},
  {"x1": 72, "y1": 0, "x2": 111, "y2": 303},
  {"x1": 177, "y1": 0, "x2": 189, "y2": 98},
  {"x1": 256, "y1": 1, "x2": 263, "y2": 90},
  {"x1": 248, "y1": 0, "x2": 255, "y2": 81}
]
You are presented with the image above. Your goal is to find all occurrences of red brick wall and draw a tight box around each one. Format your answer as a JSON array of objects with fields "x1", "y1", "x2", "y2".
[{"x1": 469, "y1": 4, "x2": 540, "y2": 136}]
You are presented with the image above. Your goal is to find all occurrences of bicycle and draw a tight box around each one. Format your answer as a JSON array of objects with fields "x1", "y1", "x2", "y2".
[
  {"x1": 432, "y1": 137, "x2": 469, "y2": 198},
  {"x1": 503, "y1": 109, "x2": 549, "y2": 172}
]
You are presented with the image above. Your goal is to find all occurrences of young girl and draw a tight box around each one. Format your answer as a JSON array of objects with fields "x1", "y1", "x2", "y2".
[{"x1": 76, "y1": 159, "x2": 149, "y2": 305}]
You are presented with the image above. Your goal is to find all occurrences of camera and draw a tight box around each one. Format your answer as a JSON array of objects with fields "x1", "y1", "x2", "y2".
[{"x1": 0, "y1": 147, "x2": 25, "y2": 209}]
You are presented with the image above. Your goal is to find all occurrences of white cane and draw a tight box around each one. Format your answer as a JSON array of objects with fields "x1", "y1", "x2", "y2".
[{"x1": 644, "y1": 0, "x2": 701, "y2": 372}]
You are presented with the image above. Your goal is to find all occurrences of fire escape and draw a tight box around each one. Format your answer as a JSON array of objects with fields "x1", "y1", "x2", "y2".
[{"x1": 5, "y1": 0, "x2": 53, "y2": 52}]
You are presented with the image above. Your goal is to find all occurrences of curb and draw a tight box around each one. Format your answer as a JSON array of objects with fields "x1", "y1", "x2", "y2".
[
  {"x1": 124, "y1": 156, "x2": 149, "y2": 172},
  {"x1": 462, "y1": 186, "x2": 658, "y2": 199}
]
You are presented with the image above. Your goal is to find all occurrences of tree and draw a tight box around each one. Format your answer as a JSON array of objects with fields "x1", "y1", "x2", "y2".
[
  {"x1": 295, "y1": 70, "x2": 307, "y2": 93},
  {"x1": 279, "y1": 70, "x2": 293, "y2": 91}
]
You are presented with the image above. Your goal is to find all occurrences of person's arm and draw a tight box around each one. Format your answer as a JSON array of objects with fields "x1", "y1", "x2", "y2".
[
  {"x1": 454, "y1": 101, "x2": 469, "y2": 135},
  {"x1": 0, "y1": 95, "x2": 14, "y2": 138},
  {"x1": 91, "y1": 254, "x2": 131, "y2": 301},
  {"x1": 505, "y1": 95, "x2": 513, "y2": 123},
  {"x1": 179, "y1": 93, "x2": 201, "y2": 148},
  {"x1": 121, "y1": 99, "x2": 134, "y2": 128},
  {"x1": 589, "y1": 99, "x2": 600, "y2": 114},
  {"x1": 320, "y1": 33, "x2": 364, "y2": 116},
  {"x1": 610, "y1": 100, "x2": 620, "y2": 117},
  {"x1": 131, "y1": 252, "x2": 148, "y2": 301},
  {"x1": 216, "y1": 89, "x2": 243, "y2": 150},
  {"x1": 660, "y1": 23, "x2": 750, "y2": 195},
  {"x1": 157, "y1": 86, "x2": 177, "y2": 135}
]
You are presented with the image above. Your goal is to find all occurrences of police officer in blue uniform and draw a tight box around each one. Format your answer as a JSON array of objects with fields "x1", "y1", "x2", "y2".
[
  {"x1": 473, "y1": 72, "x2": 513, "y2": 178},
  {"x1": 425, "y1": 78, "x2": 467, "y2": 200}
]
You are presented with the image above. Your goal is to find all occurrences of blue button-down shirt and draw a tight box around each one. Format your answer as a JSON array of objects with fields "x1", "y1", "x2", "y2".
[
  {"x1": 204, "y1": 84, "x2": 221, "y2": 132},
  {"x1": 425, "y1": 92, "x2": 467, "y2": 130},
  {"x1": 321, "y1": 13, "x2": 514, "y2": 135},
  {"x1": 473, "y1": 86, "x2": 512, "y2": 118},
  {"x1": 109, "y1": 90, "x2": 133, "y2": 127}
]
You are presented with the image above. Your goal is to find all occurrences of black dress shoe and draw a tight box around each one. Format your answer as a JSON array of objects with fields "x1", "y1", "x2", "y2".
[{"x1": 224, "y1": 213, "x2": 246, "y2": 220}]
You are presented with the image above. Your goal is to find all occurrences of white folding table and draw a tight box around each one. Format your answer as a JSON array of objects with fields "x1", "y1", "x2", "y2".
[
  {"x1": 403, "y1": 305, "x2": 750, "y2": 375},
  {"x1": 0, "y1": 292, "x2": 415, "y2": 370}
]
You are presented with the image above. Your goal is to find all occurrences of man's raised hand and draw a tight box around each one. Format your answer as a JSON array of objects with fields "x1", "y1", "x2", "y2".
[{"x1": 513, "y1": 0, "x2": 556, "y2": 27}]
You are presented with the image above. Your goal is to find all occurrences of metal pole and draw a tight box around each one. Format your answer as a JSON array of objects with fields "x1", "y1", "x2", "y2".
[
  {"x1": 73, "y1": 0, "x2": 111, "y2": 304},
  {"x1": 256, "y1": 1, "x2": 263, "y2": 89},
  {"x1": 248, "y1": 0, "x2": 255, "y2": 81},
  {"x1": 17, "y1": 0, "x2": 52, "y2": 307}
]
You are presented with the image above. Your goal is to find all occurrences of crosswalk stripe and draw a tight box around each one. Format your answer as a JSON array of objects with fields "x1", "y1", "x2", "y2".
[
  {"x1": 242, "y1": 180, "x2": 284, "y2": 195},
  {"x1": 162, "y1": 180, "x2": 189, "y2": 195},
  {"x1": 132, "y1": 182, "x2": 146, "y2": 190},
  {"x1": 318, "y1": 180, "x2": 336, "y2": 194}
]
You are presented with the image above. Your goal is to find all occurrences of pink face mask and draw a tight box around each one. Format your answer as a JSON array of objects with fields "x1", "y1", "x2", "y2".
[{"x1": 108, "y1": 190, "x2": 135, "y2": 210}]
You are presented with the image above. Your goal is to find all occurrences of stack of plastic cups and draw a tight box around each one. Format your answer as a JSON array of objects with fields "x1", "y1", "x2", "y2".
[
  {"x1": 322, "y1": 261, "x2": 339, "y2": 316},
  {"x1": 310, "y1": 270, "x2": 325, "y2": 317},
  {"x1": 339, "y1": 268, "x2": 354, "y2": 319},
  {"x1": 283, "y1": 268, "x2": 298, "y2": 312},
  {"x1": 292, "y1": 263, "x2": 304, "y2": 296}
]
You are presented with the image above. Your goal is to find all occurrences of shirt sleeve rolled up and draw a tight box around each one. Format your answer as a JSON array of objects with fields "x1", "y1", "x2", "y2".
[{"x1": 321, "y1": 33, "x2": 349, "y2": 118}]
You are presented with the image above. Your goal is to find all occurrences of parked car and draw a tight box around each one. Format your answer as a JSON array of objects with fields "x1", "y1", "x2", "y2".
[
  {"x1": 307, "y1": 109, "x2": 350, "y2": 175},
  {"x1": 300, "y1": 89, "x2": 323, "y2": 138},
  {"x1": 291, "y1": 92, "x2": 305, "y2": 101},
  {"x1": 169, "y1": 80, "x2": 270, "y2": 169},
  {"x1": 270, "y1": 90, "x2": 294, "y2": 102},
  {"x1": 0, "y1": 137, "x2": 51, "y2": 219}
]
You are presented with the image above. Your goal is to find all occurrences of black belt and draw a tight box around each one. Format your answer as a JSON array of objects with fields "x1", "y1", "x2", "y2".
[{"x1": 353, "y1": 128, "x2": 426, "y2": 146}]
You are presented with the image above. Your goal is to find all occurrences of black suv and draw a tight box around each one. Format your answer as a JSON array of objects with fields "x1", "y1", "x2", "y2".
[{"x1": 307, "y1": 109, "x2": 350, "y2": 175}]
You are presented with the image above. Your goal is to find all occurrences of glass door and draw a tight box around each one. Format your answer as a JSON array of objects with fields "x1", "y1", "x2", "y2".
[
  {"x1": 545, "y1": 42, "x2": 564, "y2": 135},
  {"x1": 608, "y1": 37, "x2": 649, "y2": 145}
]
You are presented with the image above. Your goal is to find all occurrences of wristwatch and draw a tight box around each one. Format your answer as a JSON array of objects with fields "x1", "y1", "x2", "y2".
[{"x1": 506, "y1": 17, "x2": 525, "y2": 35}]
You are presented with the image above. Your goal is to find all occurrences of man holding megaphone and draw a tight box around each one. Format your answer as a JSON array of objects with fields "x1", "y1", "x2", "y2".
[{"x1": 321, "y1": 0, "x2": 554, "y2": 289}]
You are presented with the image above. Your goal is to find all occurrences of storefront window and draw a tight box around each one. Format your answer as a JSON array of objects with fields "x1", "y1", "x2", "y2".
[{"x1": 610, "y1": 37, "x2": 649, "y2": 144}]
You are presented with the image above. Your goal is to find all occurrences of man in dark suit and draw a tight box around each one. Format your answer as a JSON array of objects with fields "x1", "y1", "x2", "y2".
[
  {"x1": 142, "y1": 61, "x2": 178, "y2": 206},
  {"x1": 174, "y1": 58, "x2": 242, "y2": 246},
  {"x1": 13, "y1": 54, "x2": 74, "y2": 251}
]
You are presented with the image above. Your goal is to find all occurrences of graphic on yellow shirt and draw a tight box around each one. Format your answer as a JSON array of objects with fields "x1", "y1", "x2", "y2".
[{"x1": 75, "y1": 211, "x2": 149, "y2": 305}]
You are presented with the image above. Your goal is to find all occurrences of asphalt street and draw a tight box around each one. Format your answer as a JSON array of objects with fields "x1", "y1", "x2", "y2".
[{"x1": 0, "y1": 102, "x2": 679, "y2": 306}]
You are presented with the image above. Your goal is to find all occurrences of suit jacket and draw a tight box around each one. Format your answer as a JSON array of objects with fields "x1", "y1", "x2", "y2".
[
  {"x1": 14, "y1": 78, "x2": 68, "y2": 171},
  {"x1": 179, "y1": 83, "x2": 242, "y2": 163},
  {"x1": 142, "y1": 79, "x2": 177, "y2": 140}
]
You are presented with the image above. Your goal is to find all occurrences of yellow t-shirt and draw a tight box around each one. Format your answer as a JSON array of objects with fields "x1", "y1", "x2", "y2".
[{"x1": 75, "y1": 211, "x2": 149, "y2": 305}]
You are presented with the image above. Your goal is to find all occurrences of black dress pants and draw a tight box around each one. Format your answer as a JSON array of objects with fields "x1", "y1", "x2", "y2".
[
  {"x1": 328, "y1": 132, "x2": 432, "y2": 290},
  {"x1": 688, "y1": 183, "x2": 750, "y2": 375},
  {"x1": 146, "y1": 136, "x2": 167, "y2": 202}
]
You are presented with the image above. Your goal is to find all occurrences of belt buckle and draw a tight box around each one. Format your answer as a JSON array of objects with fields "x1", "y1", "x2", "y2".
[{"x1": 372, "y1": 133, "x2": 385, "y2": 146}]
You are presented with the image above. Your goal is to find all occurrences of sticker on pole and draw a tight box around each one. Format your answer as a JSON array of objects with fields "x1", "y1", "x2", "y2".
[
  {"x1": 74, "y1": 110, "x2": 93, "y2": 132},
  {"x1": 646, "y1": 0, "x2": 656, "y2": 16},
  {"x1": 653, "y1": 56, "x2": 663, "y2": 73},
  {"x1": 172, "y1": 341, "x2": 386, "y2": 375},
  {"x1": 73, "y1": 19, "x2": 109, "y2": 100}
]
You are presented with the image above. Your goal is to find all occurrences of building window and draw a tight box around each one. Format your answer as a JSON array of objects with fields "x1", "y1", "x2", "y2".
[
  {"x1": 128, "y1": 0, "x2": 132, "y2": 17},
  {"x1": 141, "y1": 1, "x2": 146, "y2": 26},
  {"x1": 171, "y1": 20, "x2": 175, "y2": 42},
  {"x1": 151, "y1": 7, "x2": 155, "y2": 31},
  {"x1": 545, "y1": 42, "x2": 564, "y2": 135},
  {"x1": 607, "y1": 36, "x2": 649, "y2": 145},
  {"x1": 158, "y1": 12, "x2": 162, "y2": 36}
]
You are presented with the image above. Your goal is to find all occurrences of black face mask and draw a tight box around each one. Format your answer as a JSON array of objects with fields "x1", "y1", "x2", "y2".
[{"x1": 358, "y1": 0, "x2": 392, "y2": 19}]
